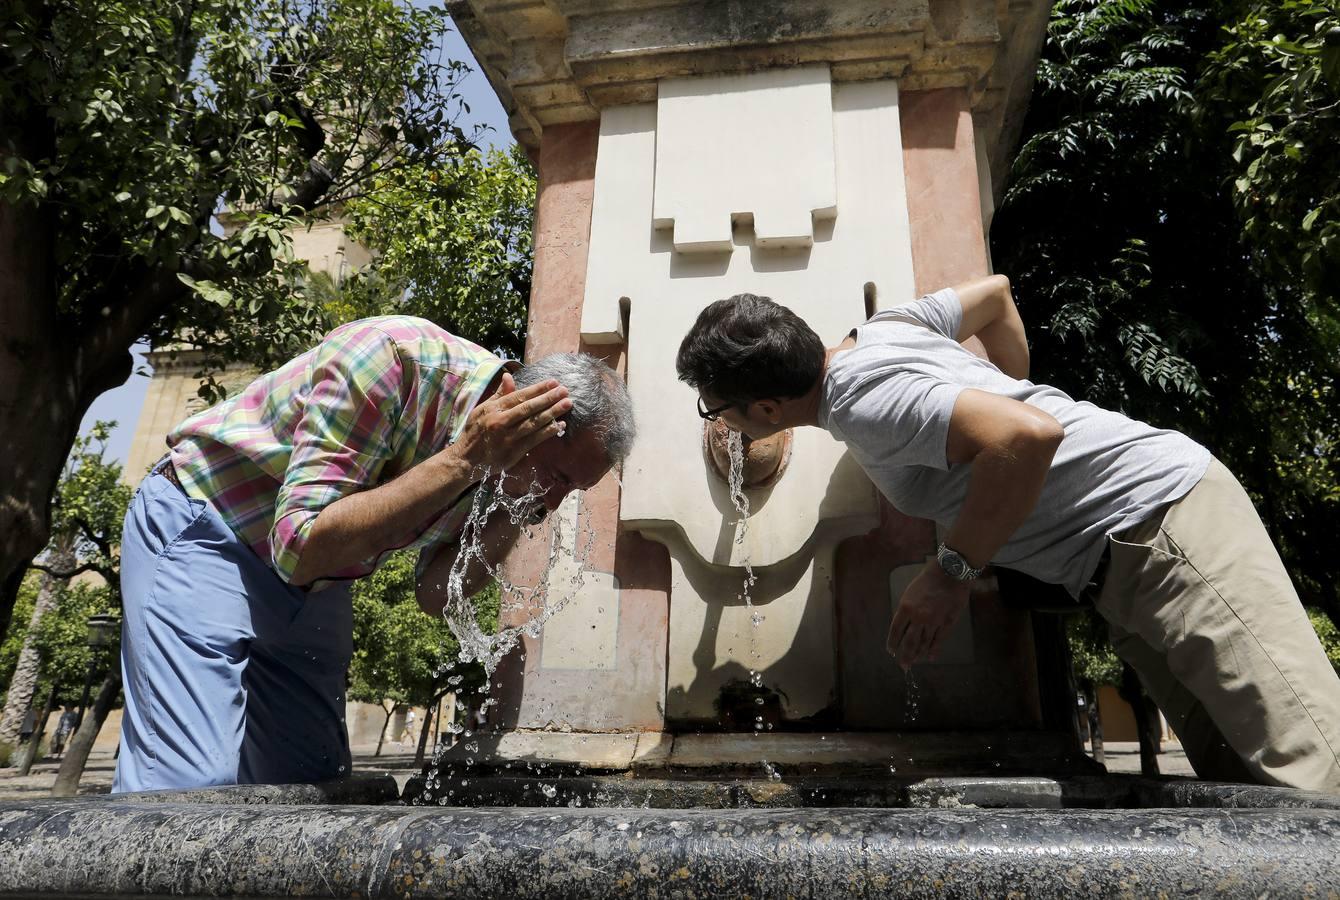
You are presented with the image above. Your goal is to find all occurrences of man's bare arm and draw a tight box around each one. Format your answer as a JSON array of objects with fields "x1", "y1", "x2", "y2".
[
  {"x1": 288, "y1": 376, "x2": 570, "y2": 586},
  {"x1": 415, "y1": 508, "x2": 522, "y2": 615},
  {"x1": 940, "y1": 387, "x2": 1064, "y2": 569},
  {"x1": 887, "y1": 387, "x2": 1064, "y2": 667},
  {"x1": 952, "y1": 274, "x2": 1030, "y2": 380}
]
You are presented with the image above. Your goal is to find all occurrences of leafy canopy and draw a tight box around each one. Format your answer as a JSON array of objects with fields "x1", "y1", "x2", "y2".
[
  {"x1": 345, "y1": 144, "x2": 536, "y2": 360},
  {"x1": 349, "y1": 550, "x2": 500, "y2": 714},
  {"x1": 993, "y1": 0, "x2": 1340, "y2": 624},
  {"x1": 1, "y1": 0, "x2": 482, "y2": 376}
]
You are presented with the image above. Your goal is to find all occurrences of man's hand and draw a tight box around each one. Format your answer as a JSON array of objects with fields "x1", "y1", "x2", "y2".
[
  {"x1": 887, "y1": 561, "x2": 972, "y2": 669},
  {"x1": 448, "y1": 374, "x2": 572, "y2": 475}
]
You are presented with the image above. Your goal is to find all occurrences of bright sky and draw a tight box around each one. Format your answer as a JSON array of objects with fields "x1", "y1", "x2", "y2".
[{"x1": 80, "y1": 16, "x2": 514, "y2": 464}]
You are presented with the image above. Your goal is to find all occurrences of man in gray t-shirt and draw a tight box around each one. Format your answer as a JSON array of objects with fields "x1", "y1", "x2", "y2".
[{"x1": 676, "y1": 276, "x2": 1340, "y2": 793}]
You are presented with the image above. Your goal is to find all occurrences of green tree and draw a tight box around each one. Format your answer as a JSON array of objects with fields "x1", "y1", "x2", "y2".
[
  {"x1": 346, "y1": 144, "x2": 536, "y2": 358},
  {"x1": 992, "y1": 0, "x2": 1340, "y2": 625},
  {"x1": 0, "y1": 423, "x2": 130, "y2": 749},
  {"x1": 0, "y1": 0, "x2": 480, "y2": 635},
  {"x1": 1204, "y1": 0, "x2": 1340, "y2": 301},
  {"x1": 349, "y1": 549, "x2": 499, "y2": 762},
  {"x1": 1307, "y1": 608, "x2": 1340, "y2": 675},
  {"x1": 33, "y1": 582, "x2": 119, "y2": 707}
]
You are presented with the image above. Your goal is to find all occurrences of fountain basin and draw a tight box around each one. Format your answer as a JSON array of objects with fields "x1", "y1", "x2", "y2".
[{"x1": 2, "y1": 792, "x2": 1339, "y2": 897}]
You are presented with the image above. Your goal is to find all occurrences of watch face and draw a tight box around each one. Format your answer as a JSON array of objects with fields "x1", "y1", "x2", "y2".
[
  {"x1": 943, "y1": 553, "x2": 969, "y2": 579},
  {"x1": 937, "y1": 545, "x2": 976, "y2": 581}
]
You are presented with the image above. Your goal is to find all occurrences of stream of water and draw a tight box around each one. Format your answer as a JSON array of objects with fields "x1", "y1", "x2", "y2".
[
  {"x1": 724, "y1": 432, "x2": 780, "y2": 780},
  {"x1": 420, "y1": 432, "x2": 782, "y2": 796}
]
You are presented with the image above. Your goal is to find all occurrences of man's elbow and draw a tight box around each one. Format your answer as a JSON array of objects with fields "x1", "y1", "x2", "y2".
[{"x1": 1021, "y1": 414, "x2": 1065, "y2": 458}]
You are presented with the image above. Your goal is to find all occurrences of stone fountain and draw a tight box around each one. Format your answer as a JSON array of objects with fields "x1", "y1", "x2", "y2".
[
  {"x1": 468, "y1": 0, "x2": 1079, "y2": 776},
  {"x1": 3, "y1": 1, "x2": 1339, "y2": 896}
]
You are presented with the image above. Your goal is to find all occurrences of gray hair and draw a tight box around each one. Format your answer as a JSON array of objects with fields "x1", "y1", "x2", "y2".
[{"x1": 514, "y1": 353, "x2": 636, "y2": 463}]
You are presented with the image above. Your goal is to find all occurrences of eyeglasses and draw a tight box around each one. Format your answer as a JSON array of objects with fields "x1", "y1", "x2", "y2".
[{"x1": 697, "y1": 397, "x2": 735, "y2": 421}]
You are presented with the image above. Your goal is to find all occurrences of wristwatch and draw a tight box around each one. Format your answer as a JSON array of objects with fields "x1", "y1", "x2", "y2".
[{"x1": 935, "y1": 542, "x2": 985, "y2": 582}]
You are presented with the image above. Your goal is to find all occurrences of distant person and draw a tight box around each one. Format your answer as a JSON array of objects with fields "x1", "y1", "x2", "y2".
[
  {"x1": 400, "y1": 709, "x2": 418, "y2": 750},
  {"x1": 676, "y1": 275, "x2": 1340, "y2": 792},
  {"x1": 51, "y1": 707, "x2": 77, "y2": 757},
  {"x1": 113, "y1": 317, "x2": 635, "y2": 793}
]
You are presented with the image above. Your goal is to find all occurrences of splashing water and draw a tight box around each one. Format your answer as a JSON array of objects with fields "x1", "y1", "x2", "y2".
[
  {"x1": 417, "y1": 468, "x2": 603, "y2": 783},
  {"x1": 436, "y1": 469, "x2": 598, "y2": 676},
  {"x1": 725, "y1": 431, "x2": 779, "y2": 781},
  {"x1": 725, "y1": 432, "x2": 761, "y2": 628},
  {"x1": 904, "y1": 668, "x2": 921, "y2": 724}
]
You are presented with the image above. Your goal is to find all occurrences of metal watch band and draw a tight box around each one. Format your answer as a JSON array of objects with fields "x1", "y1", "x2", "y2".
[{"x1": 935, "y1": 542, "x2": 985, "y2": 581}]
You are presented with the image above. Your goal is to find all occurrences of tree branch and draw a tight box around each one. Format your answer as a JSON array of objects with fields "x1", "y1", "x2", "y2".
[
  {"x1": 70, "y1": 516, "x2": 113, "y2": 561},
  {"x1": 30, "y1": 560, "x2": 101, "y2": 580},
  {"x1": 77, "y1": 262, "x2": 192, "y2": 399}
]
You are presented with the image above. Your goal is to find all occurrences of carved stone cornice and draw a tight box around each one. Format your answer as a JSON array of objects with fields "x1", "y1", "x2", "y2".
[{"x1": 449, "y1": 0, "x2": 1050, "y2": 197}]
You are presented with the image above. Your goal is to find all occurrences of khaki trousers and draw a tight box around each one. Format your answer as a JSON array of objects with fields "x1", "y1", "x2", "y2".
[{"x1": 1095, "y1": 458, "x2": 1340, "y2": 792}]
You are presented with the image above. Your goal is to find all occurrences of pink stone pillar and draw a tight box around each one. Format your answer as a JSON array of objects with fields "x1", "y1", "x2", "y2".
[
  {"x1": 492, "y1": 123, "x2": 671, "y2": 733},
  {"x1": 834, "y1": 88, "x2": 1042, "y2": 730}
]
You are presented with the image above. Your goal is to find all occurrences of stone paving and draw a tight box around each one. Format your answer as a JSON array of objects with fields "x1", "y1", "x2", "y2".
[{"x1": 0, "y1": 740, "x2": 1192, "y2": 801}]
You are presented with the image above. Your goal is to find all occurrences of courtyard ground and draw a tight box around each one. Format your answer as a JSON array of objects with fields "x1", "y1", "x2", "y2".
[{"x1": 0, "y1": 740, "x2": 1192, "y2": 801}]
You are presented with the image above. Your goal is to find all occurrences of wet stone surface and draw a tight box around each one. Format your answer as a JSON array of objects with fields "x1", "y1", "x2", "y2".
[
  {"x1": 3, "y1": 799, "x2": 1340, "y2": 897},
  {"x1": 98, "y1": 774, "x2": 399, "y2": 806},
  {"x1": 404, "y1": 773, "x2": 1089, "y2": 810}
]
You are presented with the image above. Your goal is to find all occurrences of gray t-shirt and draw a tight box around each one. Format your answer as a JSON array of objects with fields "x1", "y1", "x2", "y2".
[{"x1": 818, "y1": 288, "x2": 1211, "y2": 597}]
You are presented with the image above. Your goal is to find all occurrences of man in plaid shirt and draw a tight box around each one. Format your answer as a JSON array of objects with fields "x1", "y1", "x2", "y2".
[{"x1": 112, "y1": 316, "x2": 635, "y2": 792}]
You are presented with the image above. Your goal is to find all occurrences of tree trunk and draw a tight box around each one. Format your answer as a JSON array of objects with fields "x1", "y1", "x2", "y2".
[
  {"x1": 0, "y1": 540, "x2": 75, "y2": 746},
  {"x1": 413, "y1": 705, "x2": 432, "y2": 767},
  {"x1": 374, "y1": 700, "x2": 394, "y2": 757},
  {"x1": 50, "y1": 666, "x2": 120, "y2": 798},
  {"x1": 0, "y1": 193, "x2": 78, "y2": 641},
  {"x1": 1083, "y1": 679, "x2": 1105, "y2": 766},
  {"x1": 414, "y1": 694, "x2": 446, "y2": 768},
  {"x1": 14, "y1": 685, "x2": 58, "y2": 777}
]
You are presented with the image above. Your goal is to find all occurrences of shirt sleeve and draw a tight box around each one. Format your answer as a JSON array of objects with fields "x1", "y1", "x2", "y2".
[
  {"x1": 873, "y1": 287, "x2": 964, "y2": 340},
  {"x1": 829, "y1": 371, "x2": 965, "y2": 472},
  {"x1": 269, "y1": 322, "x2": 406, "y2": 583}
]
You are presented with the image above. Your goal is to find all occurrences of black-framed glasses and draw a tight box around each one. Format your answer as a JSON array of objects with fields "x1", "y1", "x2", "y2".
[{"x1": 697, "y1": 397, "x2": 735, "y2": 421}]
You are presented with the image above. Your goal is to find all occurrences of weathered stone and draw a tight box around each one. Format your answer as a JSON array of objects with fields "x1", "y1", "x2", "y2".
[
  {"x1": 4, "y1": 798, "x2": 1340, "y2": 897},
  {"x1": 403, "y1": 773, "x2": 1090, "y2": 811},
  {"x1": 906, "y1": 776, "x2": 1062, "y2": 809},
  {"x1": 446, "y1": 0, "x2": 1050, "y2": 198},
  {"x1": 95, "y1": 774, "x2": 399, "y2": 806}
]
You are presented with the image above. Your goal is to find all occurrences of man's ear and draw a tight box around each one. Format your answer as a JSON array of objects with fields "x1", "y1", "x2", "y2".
[{"x1": 756, "y1": 399, "x2": 783, "y2": 424}]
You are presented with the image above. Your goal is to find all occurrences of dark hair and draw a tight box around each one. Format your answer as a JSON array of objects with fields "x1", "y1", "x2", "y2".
[{"x1": 675, "y1": 293, "x2": 825, "y2": 406}]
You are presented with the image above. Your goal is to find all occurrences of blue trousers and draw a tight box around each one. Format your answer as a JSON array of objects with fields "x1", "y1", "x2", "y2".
[{"x1": 112, "y1": 472, "x2": 353, "y2": 792}]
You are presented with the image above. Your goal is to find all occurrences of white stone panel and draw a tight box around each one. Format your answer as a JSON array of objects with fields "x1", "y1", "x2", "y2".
[
  {"x1": 664, "y1": 539, "x2": 842, "y2": 721},
  {"x1": 653, "y1": 66, "x2": 838, "y2": 252},
  {"x1": 539, "y1": 494, "x2": 621, "y2": 670},
  {"x1": 580, "y1": 78, "x2": 917, "y2": 719},
  {"x1": 583, "y1": 81, "x2": 915, "y2": 567}
]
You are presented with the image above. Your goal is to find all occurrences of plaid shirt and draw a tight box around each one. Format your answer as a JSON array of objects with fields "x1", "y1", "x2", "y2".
[{"x1": 167, "y1": 316, "x2": 506, "y2": 587}]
